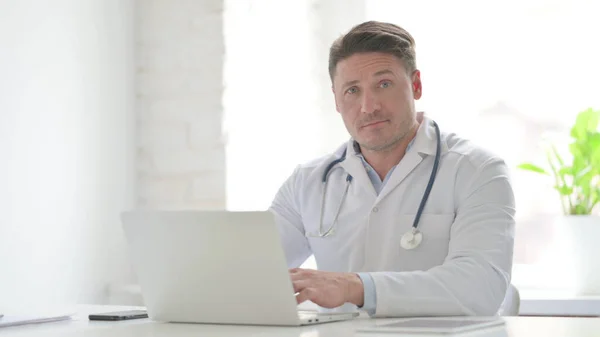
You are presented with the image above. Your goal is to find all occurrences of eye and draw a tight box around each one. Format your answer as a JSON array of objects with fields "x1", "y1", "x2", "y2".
[
  {"x1": 345, "y1": 86, "x2": 358, "y2": 95},
  {"x1": 380, "y1": 80, "x2": 392, "y2": 88}
]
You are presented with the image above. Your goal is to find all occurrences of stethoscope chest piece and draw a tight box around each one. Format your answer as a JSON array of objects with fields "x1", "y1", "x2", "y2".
[{"x1": 400, "y1": 228, "x2": 423, "y2": 250}]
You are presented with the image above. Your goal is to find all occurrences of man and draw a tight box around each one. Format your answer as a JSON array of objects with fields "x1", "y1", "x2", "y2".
[{"x1": 269, "y1": 21, "x2": 516, "y2": 317}]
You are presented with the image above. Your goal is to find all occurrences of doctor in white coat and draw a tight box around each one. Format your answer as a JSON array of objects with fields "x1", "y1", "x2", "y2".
[{"x1": 269, "y1": 21, "x2": 516, "y2": 318}]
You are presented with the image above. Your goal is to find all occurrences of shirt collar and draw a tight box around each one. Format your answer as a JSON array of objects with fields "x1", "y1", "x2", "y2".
[{"x1": 352, "y1": 138, "x2": 416, "y2": 157}]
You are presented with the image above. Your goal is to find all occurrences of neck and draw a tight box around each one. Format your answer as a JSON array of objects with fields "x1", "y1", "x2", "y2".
[{"x1": 361, "y1": 123, "x2": 420, "y2": 180}]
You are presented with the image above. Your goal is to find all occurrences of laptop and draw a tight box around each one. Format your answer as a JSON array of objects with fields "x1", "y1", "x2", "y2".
[{"x1": 120, "y1": 210, "x2": 359, "y2": 326}]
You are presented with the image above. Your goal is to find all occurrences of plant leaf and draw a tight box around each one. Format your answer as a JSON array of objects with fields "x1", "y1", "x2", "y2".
[
  {"x1": 593, "y1": 144, "x2": 600, "y2": 172},
  {"x1": 575, "y1": 166, "x2": 594, "y2": 198},
  {"x1": 569, "y1": 142, "x2": 584, "y2": 166},
  {"x1": 545, "y1": 145, "x2": 572, "y2": 214},
  {"x1": 571, "y1": 108, "x2": 600, "y2": 140},
  {"x1": 559, "y1": 166, "x2": 573, "y2": 176},
  {"x1": 517, "y1": 163, "x2": 548, "y2": 174},
  {"x1": 549, "y1": 108, "x2": 600, "y2": 215},
  {"x1": 555, "y1": 185, "x2": 573, "y2": 196},
  {"x1": 587, "y1": 131, "x2": 600, "y2": 147},
  {"x1": 588, "y1": 131, "x2": 600, "y2": 169},
  {"x1": 575, "y1": 165, "x2": 593, "y2": 180}
]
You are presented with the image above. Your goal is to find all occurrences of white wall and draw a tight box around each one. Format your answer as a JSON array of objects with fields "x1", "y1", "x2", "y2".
[
  {"x1": 0, "y1": 0, "x2": 136, "y2": 309},
  {"x1": 101, "y1": 0, "x2": 227, "y2": 304},
  {"x1": 136, "y1": 0, "x2": 226, "y2": 211},
  {"x1": 223, "y1": 0, "x2": 365, "y2": 211}
]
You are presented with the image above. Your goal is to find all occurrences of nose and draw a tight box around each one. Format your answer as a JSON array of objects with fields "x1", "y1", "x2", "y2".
[{"x1": 360, "y1": 89, "x2": 381, "y2": 114}]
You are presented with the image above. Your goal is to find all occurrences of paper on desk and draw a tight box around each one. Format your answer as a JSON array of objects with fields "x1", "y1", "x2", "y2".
[{"x1": 0, "y1": 313, "x2": 72, "y2": 328}]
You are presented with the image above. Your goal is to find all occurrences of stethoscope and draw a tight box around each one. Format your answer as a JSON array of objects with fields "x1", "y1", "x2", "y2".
[{"x1": 308, "y1": 120, "x2": 441, "y2": 250}]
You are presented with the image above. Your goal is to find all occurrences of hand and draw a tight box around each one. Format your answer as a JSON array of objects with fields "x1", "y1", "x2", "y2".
[{"x1": 290, "y1": 268, "x2": 364, "y2": 308}]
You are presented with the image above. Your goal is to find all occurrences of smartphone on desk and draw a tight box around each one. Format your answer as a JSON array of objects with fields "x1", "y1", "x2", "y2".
[{"x1": 88, "y1": 310, "x2": 148, "y2": 321}]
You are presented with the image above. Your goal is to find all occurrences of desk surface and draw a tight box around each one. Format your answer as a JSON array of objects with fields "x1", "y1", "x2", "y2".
[
  {"x1": 3, "y1": 305, "x2": 600, "y2": 337},
  {"x1": 519, "y1": 289, "x2": 600, "y2": 316}
]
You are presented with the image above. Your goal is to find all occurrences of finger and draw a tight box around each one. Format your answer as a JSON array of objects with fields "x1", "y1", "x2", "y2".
[
  {"x1": 289, "y1": 268, "x2": 301, "y2": 280},
  {"x1": 292, "y1": 279, "x2": 310, "y2": 294},
  {"x1": 289, "y1": 268, "x2": 312, "y2": 282},
  {"x1": 290, "y1": 273, "x2": 306, "y2": 282},
  {"x1": 295, "y1": 288, "x2": 316, "y2": 305}
]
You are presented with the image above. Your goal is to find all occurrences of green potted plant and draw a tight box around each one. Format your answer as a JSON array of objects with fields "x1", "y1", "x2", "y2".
[{"x1": 518, "y1": 107, "x2": 600, "y2": 294}]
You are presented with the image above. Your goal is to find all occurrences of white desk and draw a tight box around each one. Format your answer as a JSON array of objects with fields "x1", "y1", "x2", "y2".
[
  {"x1": 519, "y1": 289, "x2": 600, "y2": 317},
  {"x1": 3, "y1": 305, "x2": 600, "y2": 337}
]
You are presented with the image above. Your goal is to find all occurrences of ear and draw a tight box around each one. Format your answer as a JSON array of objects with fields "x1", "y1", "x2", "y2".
[{"x1": 411, "y1": 70, "x2": 422, "y2": 100}]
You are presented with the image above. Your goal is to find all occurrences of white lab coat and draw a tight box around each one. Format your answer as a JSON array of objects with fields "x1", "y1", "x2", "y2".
[{"x1": 269, "y1": 116, "x2": 516, "y2": 317}]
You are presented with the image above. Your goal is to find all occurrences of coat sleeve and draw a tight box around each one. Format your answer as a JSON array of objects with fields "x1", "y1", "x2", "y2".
[
  {"x1": 369, "y1": 157, "x2": 516, "y2": 317},
  {"x1": 269, "y1": 166, "x2": 313, "y2": 268}
]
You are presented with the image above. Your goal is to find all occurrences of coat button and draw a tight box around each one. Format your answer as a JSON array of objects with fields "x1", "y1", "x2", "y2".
[{"x1": 372, "y1": 207, "x2": 379, "y2": 213}]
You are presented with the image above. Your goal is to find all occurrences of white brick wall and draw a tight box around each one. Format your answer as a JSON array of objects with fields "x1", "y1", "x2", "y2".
[{"x1": 136, "y1": 0, "x2": 225, "y2": 210}]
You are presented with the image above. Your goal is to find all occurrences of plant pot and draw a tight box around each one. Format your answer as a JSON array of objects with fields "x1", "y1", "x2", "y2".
[{"x1": 554, "y1": 215, "x2": 600, "y2": 295}]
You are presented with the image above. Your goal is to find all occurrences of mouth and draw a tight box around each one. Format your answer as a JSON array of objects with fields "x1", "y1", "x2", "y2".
[{"x1": 361, "y1": 120, "x2": 388, "y2": 128}]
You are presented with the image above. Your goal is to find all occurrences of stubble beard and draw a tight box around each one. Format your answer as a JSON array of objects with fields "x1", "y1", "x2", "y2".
[{"x1": 359, "y1": 119, "x2": 414, "y2": 153}]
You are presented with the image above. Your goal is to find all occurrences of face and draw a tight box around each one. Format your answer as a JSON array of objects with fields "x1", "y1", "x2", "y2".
[{"x1": 332, "y1": 52, "x2": 422, "y2": 152}]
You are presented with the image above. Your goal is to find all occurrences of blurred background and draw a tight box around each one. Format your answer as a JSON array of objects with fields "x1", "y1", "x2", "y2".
[{"x1": 0, "y1": 0, "x2": 598, "y2": 309}]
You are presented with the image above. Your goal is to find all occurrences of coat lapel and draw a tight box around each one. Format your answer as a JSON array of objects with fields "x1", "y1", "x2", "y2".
[
  {"x1": 339, "y1": 141, "x2": 378, "y2": 198},
  {"x1": 375, "y1": 152, "x2": 424, "y2": 203},
  {"x1": 374, "y1": 116, "x2": 447, "y2": 203}
]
